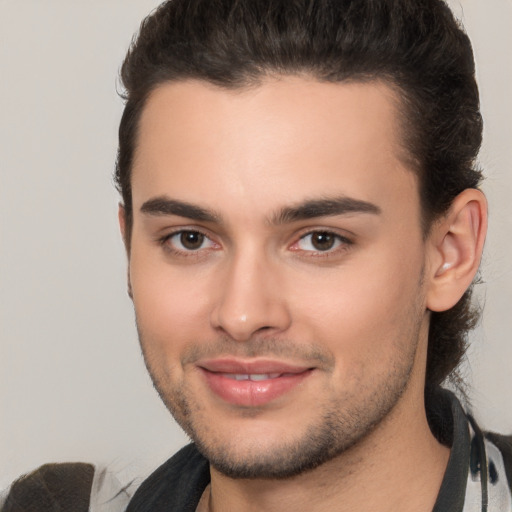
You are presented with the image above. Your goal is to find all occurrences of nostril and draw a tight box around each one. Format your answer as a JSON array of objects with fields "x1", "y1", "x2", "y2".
[{"x1": 256, "y1": 326, "x2": 273, "y2": 333}]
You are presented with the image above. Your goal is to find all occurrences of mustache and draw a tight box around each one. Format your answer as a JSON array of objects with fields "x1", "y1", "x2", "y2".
[{"x1": 180, "y1": 336, "x2": 335, "y2": 369}]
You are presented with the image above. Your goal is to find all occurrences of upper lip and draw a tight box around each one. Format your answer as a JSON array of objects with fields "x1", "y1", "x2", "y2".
[{"x1": 197, "y1": 358, "x2": 313, "y2": 375}]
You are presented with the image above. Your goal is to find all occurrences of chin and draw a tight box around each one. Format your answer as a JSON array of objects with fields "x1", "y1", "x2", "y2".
[{"x1": 184, "y1": 401, "x2": 396, "y2": 480}]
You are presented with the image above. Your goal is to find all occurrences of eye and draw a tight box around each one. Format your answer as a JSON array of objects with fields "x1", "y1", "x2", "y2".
[
  {"x1": 295, "y1": 231, "x2": 349, "y2": 252},
  {"x1": 164, "y1": 230, "x2": 217, "y2": 252}
]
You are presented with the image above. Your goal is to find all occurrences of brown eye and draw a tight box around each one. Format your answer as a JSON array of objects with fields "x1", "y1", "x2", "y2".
[
  {"x1": 162, "y1": 230, "x2": 218, "y2": 255},
  {"x1": 179, "y1": 231, "x2": 205, "y2": 250},
  {"x1": 310, "y1": 232, "x2": 336, "y2": 251},
  {"x1": 296, "y1": 231, "x2": 348, "y2": 253}
]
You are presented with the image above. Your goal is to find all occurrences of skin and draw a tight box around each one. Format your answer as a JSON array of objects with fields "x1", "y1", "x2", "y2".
[{"x1": 121, "y1": 77, "x2": 486, "y2": 511}]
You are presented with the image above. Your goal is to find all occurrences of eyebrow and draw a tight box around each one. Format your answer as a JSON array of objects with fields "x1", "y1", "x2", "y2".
[
  {"x1": 140, "y1": 195, "x2": 381, "y2": 225},
  {"x1": 140, "y1": 197, "x2": 221, "y2": 223},
  {"x1": 271, "y1": 196, "x2": 381, "y2": 224}
]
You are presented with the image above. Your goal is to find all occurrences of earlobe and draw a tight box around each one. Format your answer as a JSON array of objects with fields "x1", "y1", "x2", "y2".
[{"x1": 426, "y1": 189, "x2": 487, "y2": 312}]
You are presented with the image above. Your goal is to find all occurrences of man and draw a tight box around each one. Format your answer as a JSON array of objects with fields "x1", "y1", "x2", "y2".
[{"x1": 2, "y1": 0, "x2": 511, "y2": 511}]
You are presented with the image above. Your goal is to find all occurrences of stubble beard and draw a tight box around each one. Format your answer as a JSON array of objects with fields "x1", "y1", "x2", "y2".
[{"x1": 138, "y1": 319, "x2": 423, "y2": 480}]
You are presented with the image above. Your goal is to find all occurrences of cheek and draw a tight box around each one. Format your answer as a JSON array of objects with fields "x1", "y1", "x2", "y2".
[
  {"x1": 289, "y1": 250, "x2": 425, "y2": 363},
  {"x1": 129, "y1": 252, "x2": 214, "y2": 356}
]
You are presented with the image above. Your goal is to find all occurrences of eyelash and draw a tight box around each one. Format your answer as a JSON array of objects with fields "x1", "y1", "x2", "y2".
[
  {"x1": 291, "y1": 230, "x2": 353, "y2": 257},
  {"x1": 157, "y1": 229, "x2": 353, "y2": 258},
  {"x1": 158, "y1": 229, "x2": 219, "y2": 257}
]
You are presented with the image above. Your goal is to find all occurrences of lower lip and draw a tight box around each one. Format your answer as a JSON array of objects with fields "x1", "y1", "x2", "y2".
[{"x1": 200, "y1": 369, "x2": 312, "y2": 407}]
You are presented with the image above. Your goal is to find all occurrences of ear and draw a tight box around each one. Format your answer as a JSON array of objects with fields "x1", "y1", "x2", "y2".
[
  {"x1": 426, "y1": 189, "x2": 487, "y2": 312},
  {"x1": 118, "y1": 204, "x2": 133, "y2": 299},
  {"x1": 118, "y1": 203, "x2": 127, "y2": 246},
  {"x1": 118, "y1": 203, "x2": 132, "y2": 254}
]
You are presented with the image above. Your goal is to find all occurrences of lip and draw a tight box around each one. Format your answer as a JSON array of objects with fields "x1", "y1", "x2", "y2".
[{"x1": 198, "y1": 358, "x2": 314, "y2": 407}]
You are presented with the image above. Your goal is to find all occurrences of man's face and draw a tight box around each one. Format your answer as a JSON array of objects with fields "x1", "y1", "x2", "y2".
[{"x1": 127, "y1": 78, "x2": 432, "y2": 478}]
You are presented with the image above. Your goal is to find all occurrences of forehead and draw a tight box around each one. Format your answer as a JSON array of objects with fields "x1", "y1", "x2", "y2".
[{"x1": 131, "y1": 77, "x2": 419, "y2": 223}]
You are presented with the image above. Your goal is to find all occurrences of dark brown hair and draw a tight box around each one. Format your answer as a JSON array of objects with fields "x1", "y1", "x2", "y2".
[{"x1": 115, "y1": 0, "x2": 483, "y2": 392}]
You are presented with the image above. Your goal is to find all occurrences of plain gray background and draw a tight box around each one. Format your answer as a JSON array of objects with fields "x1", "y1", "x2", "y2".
[{"x1": 1, "y1": 0, "x2": 511, "y2": 488}]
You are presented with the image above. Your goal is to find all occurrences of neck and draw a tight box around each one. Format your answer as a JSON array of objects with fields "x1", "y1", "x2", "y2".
[{"x1": 207, "y1": 383, "x2": 450, "y2": 512}]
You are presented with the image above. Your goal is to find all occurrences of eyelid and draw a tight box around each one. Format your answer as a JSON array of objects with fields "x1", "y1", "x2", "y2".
[
  {"x1": 158, "y1": 227, "x2": 220, "y2": 254},
  {"x1": 289, "y1": 229, "x2": 354, "y2": 255},
  {"x1": 156, "y1": 226, "x2": 353, "y2": 257}
]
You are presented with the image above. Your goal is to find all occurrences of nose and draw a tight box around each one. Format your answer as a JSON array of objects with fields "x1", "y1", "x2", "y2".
[{"x1": 210, "y1": 249, "x2": 292, "y2": 342}]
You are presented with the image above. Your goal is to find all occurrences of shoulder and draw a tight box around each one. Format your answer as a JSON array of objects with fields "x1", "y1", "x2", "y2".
[
  {"x1": 125, "y1": 444, "x2": 210, "y2": 512},
  {"x1": 485, "y1": 432, "x2": 512, "y2": 491},
  {"x1": 1, "y1": 463, "x2": 94, "y2": 512},
  {"x1": 0, "y1": 446, "x2": 207, "y2": 512},
  {"x1": 1, "y1": 461, "x2": 141, "y2": 512}
]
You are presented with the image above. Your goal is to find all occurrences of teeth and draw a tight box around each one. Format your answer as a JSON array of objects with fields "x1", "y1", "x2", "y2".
[
  {"x1": 224, "y1": 373, "x2": 281, "y2": 381},
  {"x1": 250, "y1": 373, "x2": 281, "y2": 381}
]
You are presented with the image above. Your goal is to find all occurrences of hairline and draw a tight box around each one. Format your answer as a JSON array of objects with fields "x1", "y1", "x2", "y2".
[{"x1": 121, "y1": 73, "x2": 431, "y2": 249}]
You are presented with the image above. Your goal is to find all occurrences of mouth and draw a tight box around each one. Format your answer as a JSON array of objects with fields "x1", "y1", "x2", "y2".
[
  {"x1": 221, "y1": 373, "x2": 291, "y2": 381},
  {"x1": 197, "y1": 358, "x2": 314, "y2": 407}
]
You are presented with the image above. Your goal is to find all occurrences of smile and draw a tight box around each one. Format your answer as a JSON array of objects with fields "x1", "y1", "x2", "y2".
[
  {"x1": 197, "y1": 359, "x2": 314, "y2": 407},
  {"x1": 223, "y1": 373, "x2": 284, "y2": 381}
]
